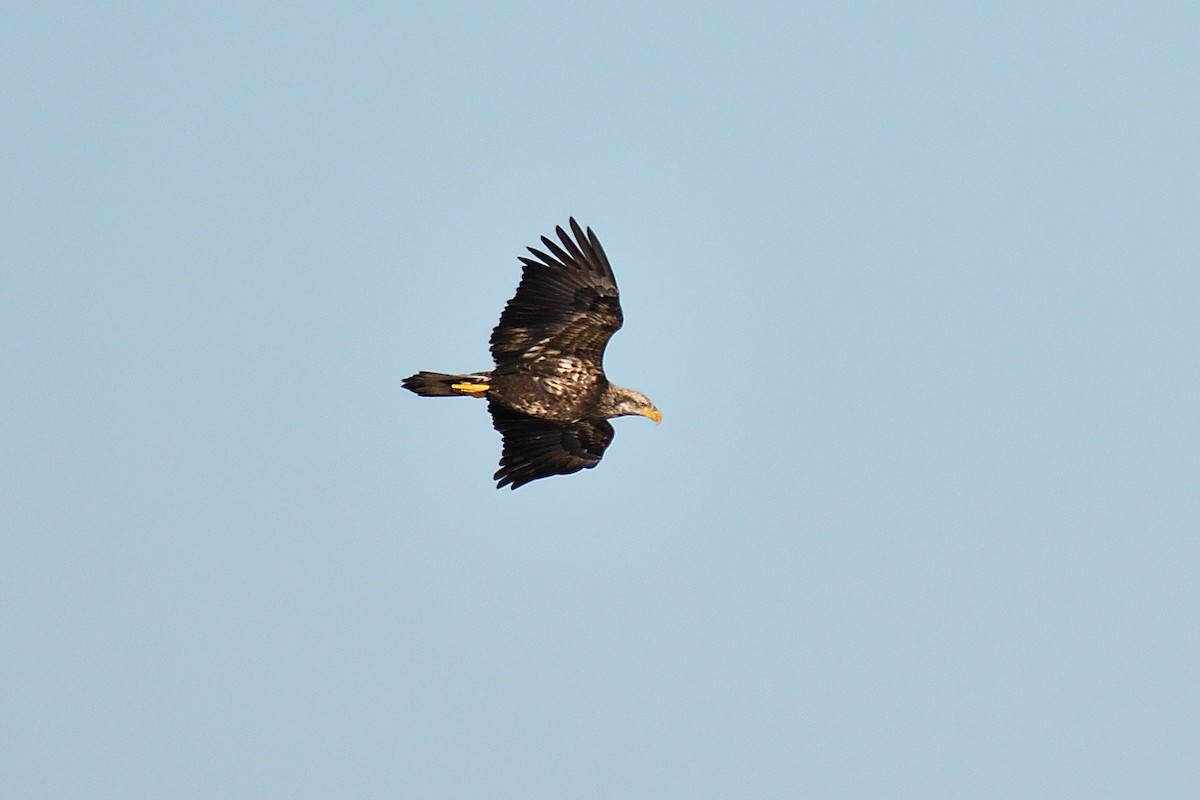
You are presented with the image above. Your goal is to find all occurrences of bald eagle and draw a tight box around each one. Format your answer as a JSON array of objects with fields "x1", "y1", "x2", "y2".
[{"x1": 403, "y1": 219, "x2": 660, "y2": 489}]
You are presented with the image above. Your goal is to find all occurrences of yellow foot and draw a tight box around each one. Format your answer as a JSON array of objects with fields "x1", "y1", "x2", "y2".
[{"x1": 450, "y1": 381, "x2": 490, "y2": 396}]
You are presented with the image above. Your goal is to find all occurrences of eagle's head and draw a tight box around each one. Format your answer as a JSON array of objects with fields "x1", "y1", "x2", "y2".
[{"x1": 604, "y1": 385, "x2": 661, "y2": 424}]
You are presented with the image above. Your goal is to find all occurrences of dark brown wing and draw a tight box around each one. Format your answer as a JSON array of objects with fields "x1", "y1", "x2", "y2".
[
  {"x1": 489, "y1": 218, "x2": 623, "y2": 374},
  {"x1": 489, "y1": 402, "x2": 615, "y2": 489}
]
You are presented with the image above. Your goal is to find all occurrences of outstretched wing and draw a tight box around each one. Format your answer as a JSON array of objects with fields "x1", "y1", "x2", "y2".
[
  {"x1": 490, "y1": 218, "x2": 623, "y2": 374},
  {"x1": 489, "y1": 402, "x2": 615, "y2": 490}
]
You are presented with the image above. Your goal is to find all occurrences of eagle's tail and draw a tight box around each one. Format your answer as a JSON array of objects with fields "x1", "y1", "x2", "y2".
[{"x1": 402, "y1": 371, "x2": 492, "y2": 398}]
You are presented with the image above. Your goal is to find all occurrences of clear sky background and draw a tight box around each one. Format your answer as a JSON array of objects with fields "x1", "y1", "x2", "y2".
[{"x1": 4, "y1": 2, "x2": 1198, "y2": 797}]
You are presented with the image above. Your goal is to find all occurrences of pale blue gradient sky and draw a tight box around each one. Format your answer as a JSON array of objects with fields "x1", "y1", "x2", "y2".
[{"x1": 4, "y1": 2, "x2": 1198, "y2": 797}]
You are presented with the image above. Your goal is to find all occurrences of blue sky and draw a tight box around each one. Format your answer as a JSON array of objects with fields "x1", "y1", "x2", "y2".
[{"x1": 4, "y1": 2, "x2": 1198, "y2": 797}]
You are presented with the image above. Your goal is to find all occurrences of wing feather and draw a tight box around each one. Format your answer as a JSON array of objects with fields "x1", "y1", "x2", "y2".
[
  {"x1": 490, "y1": 219, "x2": 623, "y2": 373},
  {"x1": 489, "y1": 403, "x2": 615, "y2": 489}
]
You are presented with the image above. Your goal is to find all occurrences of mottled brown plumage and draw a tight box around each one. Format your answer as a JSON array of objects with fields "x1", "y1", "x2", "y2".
[{"x1": 403, "y1": 219, "x2": 660, "y2": 489}]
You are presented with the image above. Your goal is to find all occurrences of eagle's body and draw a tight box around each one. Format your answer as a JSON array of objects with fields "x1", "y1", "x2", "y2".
[{"x1": 403, "y1": 219, "x2": 659, "y2": 489}]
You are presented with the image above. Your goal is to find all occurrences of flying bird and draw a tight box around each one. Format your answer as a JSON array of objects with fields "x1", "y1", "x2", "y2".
[{"x1": 403, "y1": 219, "x2": 660, "y2": 489}]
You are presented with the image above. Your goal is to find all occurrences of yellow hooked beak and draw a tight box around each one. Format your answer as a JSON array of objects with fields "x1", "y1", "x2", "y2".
[{"x1": 640, "y1": 406, "x2": 662, "y2": 425}]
